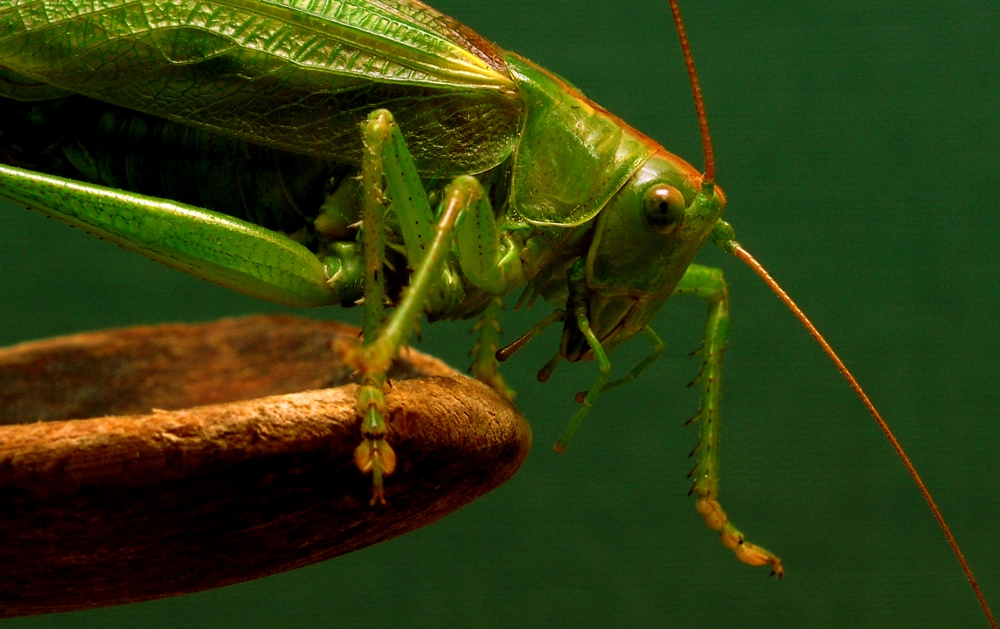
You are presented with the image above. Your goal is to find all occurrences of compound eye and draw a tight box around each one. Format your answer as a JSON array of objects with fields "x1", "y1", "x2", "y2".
[{"x1": 642, "y1": 184, "x2": 686, "y2": 234}]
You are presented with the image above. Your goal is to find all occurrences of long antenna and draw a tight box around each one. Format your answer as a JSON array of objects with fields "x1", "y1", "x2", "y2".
[
  {"x1": 668, "y1": 2, "x2": 996, "y2": 626},
  {"x1": 733, "y1": 243, "x2": 996, "y2": 629},
  {"x1": 668, "y1": 0, "x2": 715, "y2": 182}
]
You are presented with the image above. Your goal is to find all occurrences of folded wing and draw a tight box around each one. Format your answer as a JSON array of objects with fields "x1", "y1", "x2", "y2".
[{"x1": 0, "y1": 0, "x2": 524, "y2": 175}]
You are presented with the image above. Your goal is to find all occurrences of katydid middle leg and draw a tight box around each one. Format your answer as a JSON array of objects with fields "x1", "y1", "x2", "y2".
[
  {"x1": 674, "y1": 263, "x2": 784, "y2": 577},
  {"x1": 345, "y1": 109, "x2": 524, "y2": 503},
  {"x1": 470, "y1": 297, "x2": 516, "y2": 401}
]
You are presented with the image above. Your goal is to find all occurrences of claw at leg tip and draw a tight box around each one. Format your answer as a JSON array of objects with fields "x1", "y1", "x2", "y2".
[
  {"x1": 355, "y1": 438, "x2": 397, "y2": 504},
  {"x1": 369, "y1": 485, "x2": 387, "y2": 506}
]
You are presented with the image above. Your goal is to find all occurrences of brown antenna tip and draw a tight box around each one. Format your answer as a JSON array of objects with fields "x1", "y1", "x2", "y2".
[
  {"x1": 731, "y1": 243, "x2": 998, "y2": 629},
  {"x1": 667, "y1": 0, "x2": 715, "y2": 183}
]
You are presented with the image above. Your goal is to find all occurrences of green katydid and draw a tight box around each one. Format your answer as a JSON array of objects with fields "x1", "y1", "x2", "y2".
[{"x1": 0, "y1": 0, "x2": 995, "y2": 624}]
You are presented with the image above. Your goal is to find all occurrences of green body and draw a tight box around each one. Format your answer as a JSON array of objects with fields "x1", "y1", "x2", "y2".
[
  {"x1": 0, "y1": 0, "x2": 778, "y2": 574},
  {"x1": 0, "y1": 0, "x2": 716, "y2": 328}
]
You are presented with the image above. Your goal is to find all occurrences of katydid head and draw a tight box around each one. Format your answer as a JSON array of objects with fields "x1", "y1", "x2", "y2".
[
  {"x1": 554, "y1": 0, "x2": 725, "y2": 361},
  {"x1": 560, "y1": 150, "x2": 726, "y2": 360}
]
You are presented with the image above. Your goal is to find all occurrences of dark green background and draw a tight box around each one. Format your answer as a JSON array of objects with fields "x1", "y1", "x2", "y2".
[{"x1": 1, "y1": 0, "x2": 998, "y2": 626}]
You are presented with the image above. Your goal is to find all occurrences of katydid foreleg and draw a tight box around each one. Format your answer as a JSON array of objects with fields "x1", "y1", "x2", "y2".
[{"x1": 674, "y1": 263, "x2": 783, "y2": 577}]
